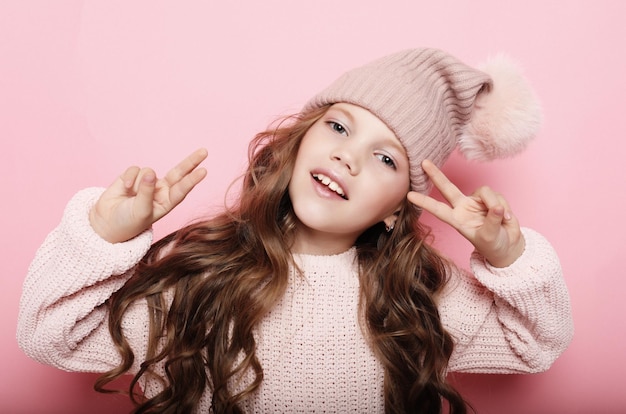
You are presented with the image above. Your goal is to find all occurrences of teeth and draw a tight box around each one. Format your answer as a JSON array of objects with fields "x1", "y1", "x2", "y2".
[{"x1": 313, "y1": 173, "x2": 346, "y2": 198}]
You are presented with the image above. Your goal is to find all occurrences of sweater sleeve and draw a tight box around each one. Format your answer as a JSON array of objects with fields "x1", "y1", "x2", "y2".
[
  {"x1": 439, "y1": 227, "x2": 574, "y2": 374},
  {"x1": 17, "y1": 188, "x2": 154, "y2": 373}
]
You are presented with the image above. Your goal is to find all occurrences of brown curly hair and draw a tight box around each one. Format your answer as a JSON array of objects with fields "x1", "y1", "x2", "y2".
[{"x1": 95, "y1": 105, "x2": 468, "y2": 413}]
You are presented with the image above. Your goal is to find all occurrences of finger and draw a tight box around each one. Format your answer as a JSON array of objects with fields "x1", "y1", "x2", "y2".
[
  {"x1": 168, "y1": 167, "x2": 207, "y2": 206},
  {"x1": 407, "y1": 191, "x2": 455, "y2": 225},
  {"x1": 474, "y1": 186, "x2": 513, "y2": 221},
  {"x1": 422, "y1": 160, "x2": 465, "y2": 205},
  {"x1": 472, "y1": 187, "x2": 511, "y2": 242},
  {"x1": 497, "y1": 197, "x2": 521, "y2": 230},
  {"x1": 118, "y1": 166, "x2": 140, "y2": 191},
  {"x1": 133, "y1": 168, "x2": 157, "y2": 220},
  {"x1": 497, "y1": 194, "x2": 515, "y2": 222},
  {"x1": 163, "y1": 148, "x2": 209, "y2": 187}
]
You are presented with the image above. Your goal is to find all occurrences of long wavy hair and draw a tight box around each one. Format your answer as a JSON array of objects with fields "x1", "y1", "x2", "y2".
[{"x1": 94, "y1": 104, "x2": 468, "y2": 413}]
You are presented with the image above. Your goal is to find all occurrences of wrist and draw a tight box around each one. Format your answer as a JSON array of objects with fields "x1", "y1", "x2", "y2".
[
  {"x1": 88, "y1": 207, "x2": 117, "y2": 243},
  {"x1": 486, "y1": 235, "x2": 526, "y2": 268}
]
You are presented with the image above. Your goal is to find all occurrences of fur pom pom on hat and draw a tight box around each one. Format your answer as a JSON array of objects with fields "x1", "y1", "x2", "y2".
[{"x1": 304, "y1": 48, "x2": 543, "y2": 194}]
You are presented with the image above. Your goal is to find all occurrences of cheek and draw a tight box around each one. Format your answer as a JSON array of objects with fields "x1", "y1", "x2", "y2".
[
  {"x1": 383, "y1": 175, "x2": 410, "y2": 209},
  {"x1": 364, "y1": 176, "x2": 409, "y2": 216},
  {"x1": 295, "y1": 132, "x2": 324, "y2": 164},
  {"x1": 380, "y1": 169, "x2": 410, "y2": 196},
  {"x1": 382, "y1": 192, "x2": 407, "y2": 216},
  {"x1": 292, "y1": 140, "x2": 315, "y2": 175}
]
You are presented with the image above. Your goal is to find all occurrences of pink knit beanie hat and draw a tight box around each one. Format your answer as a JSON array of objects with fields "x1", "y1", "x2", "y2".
[{"x1": 304, "y1": 48, "x2": 542, "y2": 194}]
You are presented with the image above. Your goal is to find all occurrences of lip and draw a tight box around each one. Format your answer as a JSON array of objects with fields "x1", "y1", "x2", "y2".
[{"x1": 310, "y1": 168, "x2": 349, "y2": 200}]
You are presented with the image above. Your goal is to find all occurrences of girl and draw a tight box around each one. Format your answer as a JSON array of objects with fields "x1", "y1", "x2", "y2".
[{"x1": 17, "y1": 48, "x2": 573, "y2": 413}]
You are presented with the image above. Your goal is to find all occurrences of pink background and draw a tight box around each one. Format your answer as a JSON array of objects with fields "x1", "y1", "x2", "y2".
[{"x1": 2, "y1": 1, "x2": 625, "y2": 413}]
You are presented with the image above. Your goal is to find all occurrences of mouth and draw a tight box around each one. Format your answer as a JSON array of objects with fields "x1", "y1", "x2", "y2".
[{"x1": 312, "y1": 173, "x2": 348, "y2": 200}]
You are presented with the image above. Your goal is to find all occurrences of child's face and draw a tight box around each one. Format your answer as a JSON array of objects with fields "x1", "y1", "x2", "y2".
[{"x1": 288, "y1": 103, "x2": 410, "y2": 254}]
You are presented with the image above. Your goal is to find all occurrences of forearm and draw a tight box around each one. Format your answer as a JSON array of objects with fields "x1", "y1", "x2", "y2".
[
  {"x1": 441, "y1": 228, "x2": 574, "y2": 373},
  {"x1": 17, "y1": 188, "x2": 153, "y2": 371}
]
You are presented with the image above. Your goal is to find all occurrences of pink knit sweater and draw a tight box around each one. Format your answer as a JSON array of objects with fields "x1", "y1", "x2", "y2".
[{"x1": 17, "y1": 188, "x2": 574, "y2": 412}]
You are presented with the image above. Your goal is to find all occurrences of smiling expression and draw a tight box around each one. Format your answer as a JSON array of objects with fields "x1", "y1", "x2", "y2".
[{"x1": 288, "y1": 103, "x2": 410, "y2": 254}]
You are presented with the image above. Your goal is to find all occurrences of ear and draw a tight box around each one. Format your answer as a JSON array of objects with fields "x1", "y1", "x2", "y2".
[{"x1": 383, "y1": 213, "x2": 398, "y2": 232}]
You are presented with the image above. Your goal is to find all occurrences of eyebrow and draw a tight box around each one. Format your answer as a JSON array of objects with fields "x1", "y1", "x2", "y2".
[
  {"x1": 380, "y1": 134, "x2": 406, "y2": 157},
  {"x1": 328, "y1": 105, "x2": 355, "y2": 124},
  {"x1": 328, "y1": 105, "x2": 407, "y2": 159}
]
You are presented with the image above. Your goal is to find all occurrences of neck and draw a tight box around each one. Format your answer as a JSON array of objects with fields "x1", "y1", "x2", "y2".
[{"x1": 290, "y1": 225, "x2": 358, "y2": 256}]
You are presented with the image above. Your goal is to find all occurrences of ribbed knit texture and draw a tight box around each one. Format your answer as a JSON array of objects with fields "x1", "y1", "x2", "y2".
[
  {"x1": 305, "y1": 48, "x2": 492, "y2": 194},
  {"x1": 17, "y1": 188, "x2": 574, "y2": 412}
]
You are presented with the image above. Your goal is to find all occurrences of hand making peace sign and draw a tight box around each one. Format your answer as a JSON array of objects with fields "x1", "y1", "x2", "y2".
[
  {"x1": 407, "y1": 160, "x2": 526, "y2": 268},
  {"x1": 89, "y1": 148, "x2": 208, "y2": 244}
]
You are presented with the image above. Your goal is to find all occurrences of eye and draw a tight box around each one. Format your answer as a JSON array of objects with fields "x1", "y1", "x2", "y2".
[
  {"x1": 376, "y1": 153, "x2": 397, "y2": 169},
  {"x1": 327, "y1": 121, "x2": 348, "y2": 136}
]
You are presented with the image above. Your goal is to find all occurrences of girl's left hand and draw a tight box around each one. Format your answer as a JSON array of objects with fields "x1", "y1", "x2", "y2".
[{"x1": 407, "y1": 160, "x2": 525, "y2": 268}]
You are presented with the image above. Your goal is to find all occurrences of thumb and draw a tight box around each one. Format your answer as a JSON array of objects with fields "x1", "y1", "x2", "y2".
[{"x1": 482, "y1": 205, "x2": 506, "y2": 236}]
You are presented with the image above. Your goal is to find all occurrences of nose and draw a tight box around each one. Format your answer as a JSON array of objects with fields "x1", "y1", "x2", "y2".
[{"x1": 330, "y1": 141, "x2": 361, "y2": 175}]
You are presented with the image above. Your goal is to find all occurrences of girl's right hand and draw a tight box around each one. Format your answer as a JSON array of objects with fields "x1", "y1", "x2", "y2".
[{"x1": 89, "y1": 148, "x2": 208, "y2": 243}]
